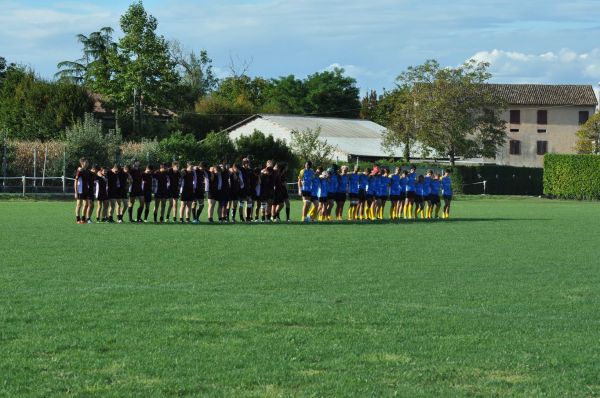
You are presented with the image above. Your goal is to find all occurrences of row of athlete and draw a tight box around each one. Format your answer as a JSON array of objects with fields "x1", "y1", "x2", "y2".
[
  {"x1": 74, "y1": 157, "x2": 292, "y2": 224},
  {"x1": 297, "y1": 162, "x2": 453, "y2": 222}
]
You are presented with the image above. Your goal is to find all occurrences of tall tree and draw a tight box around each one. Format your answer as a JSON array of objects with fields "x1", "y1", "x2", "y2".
[
  {"x1": 398, "y1": 59, "x2": 506, "y2": 165},
  {"x1": 575, "y1": 112, "x2": 600, "y2": 154},
  {"x1": 169, "y1": 40, "x2": 217, "y2": 109},
  {"x1": 377, "y1": 88, "x2": 419, "y2": 162},
  {"x1": 290, "y1": 127, "x2": 337, "y2": 166},
  {"x1": 359, "y1": 90, "x2": 379, "y2": 120},
  {"x1": 304, "y1": 68, "x2": 360, "y2": 118}
]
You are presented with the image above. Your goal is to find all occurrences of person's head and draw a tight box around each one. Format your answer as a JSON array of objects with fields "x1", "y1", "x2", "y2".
[
  {"x1": 365, "y1": 167, "x2": 371, "y2": 175},
  {"x1": 200, "y1": 161, "x2": 208, "y2": 170},
  {"x1": 401, "y1": 170, "x2": 408, "y2": 177},
  {"x1": 395, "y1": 166, "x2": 400, "y2": 174},
  {"x1": 341, "y1": 165, "x2": 349, "y2": 174},
  {"x1": 90, "y1": 164, "x2": 98, "y2": 173},
  {"x1": 266, "y1": 160, "x2": 274, "y2": 168},
  {"x1": 171, "y1": 161, "x2": 179, "y2": 171},
  {"x1": 242, "y1": 157, "x2": 250, "y2": 168},
  {"x1": 79, "y1": 157, "x2": 88, "y2": 168},
  {"x1": 253, "y1": 167, "x2": 261, "y2": 176},
  {"x1": 434, "y1": 172, "x2": 441, "y2": 180},
  {"x1": 99, "y1": 167, "x2": 107, "y2": 176},
  {"x1": 133, "y1": 159, "x2": 140, "y2": 169},
  {"x1": 315, "y1": 166, "x2": 323, "y2": 175},
  {"x1": 426, "y1": 169, "x2": 433, "y2": 177},
  {"x1": 444, "y1": 168, "x2": 451, "y2": 176},
  {"x1": 123, "y1": 164, "x2": 129, "y2": 172},
  {"x1": 145, "y1": 164, "x2": 153, "y2": 173},
  {"x1": 232, "y1": 163, "x2": 239, "y2": 172},
  {"x1": 410, "y1": 164, "x2": 416, "y2": 172},
  {"x1": 417, "y1": 174, "x2": 424, "y2": 183},
  {"x1": 186, "y1": 161, "x2": 193, "y2": 170},
  {"x1": 159, "y1": 163, "x2": 166, "y2": 172},
  {"x1": 305, "y1": 161, "x2": 312, "y2": 169},
  {"x1": 112, "y1": 163, "x2": 119, "y2": 172},
  {"x1": 322, "y1": 170, "x2": 329, "y2": 178},
  {"x1": 353, "y1": 165, "x2": 360, "y2": 173},
  {"x1": 383, "y1": 168, "x2": 389, "y2": 176}
]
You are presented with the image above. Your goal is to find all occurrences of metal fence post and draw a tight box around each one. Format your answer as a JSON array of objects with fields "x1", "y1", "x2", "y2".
[
  {"x1": 33, "y1": 146, "x2": 37, "y2": 189},
  {"x1": 22, "y1": 176, "x2": 26, "y2": 197},
  {"x1": 62, "y1": 176, "x2": 66, "y2": 194},
  {"x1": 2, "y1": 137, "x2": 6, "y2": 190},
  {"x1": 42, "y1": 144, "x2": 47, "y2": 187}
]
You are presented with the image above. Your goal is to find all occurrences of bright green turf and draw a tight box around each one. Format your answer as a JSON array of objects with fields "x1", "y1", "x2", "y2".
[{"x1": 1, "y1": 197, "x2": 599, "y2": 397}]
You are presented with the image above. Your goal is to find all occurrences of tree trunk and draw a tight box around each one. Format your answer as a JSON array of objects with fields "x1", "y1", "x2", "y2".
[
  {"x1": 403, "y1": 137, "x2": 410, "y2": 163},
  {"x1": 449, "y1": 151, "x2": 456, "y2": 166}
]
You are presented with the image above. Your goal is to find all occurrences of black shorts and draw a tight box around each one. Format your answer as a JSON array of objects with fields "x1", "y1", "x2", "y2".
[
  {"x1": 318, "y1": 197, "x2": 328, "y2": 203},
  {"x1": 406, "y1": 191, "x2": 416, "y2": 199},
  {"x1": 311, "y1": 196, "x2": 318, "y2": 202},
  {"x1": 415, "y1": 195, "x2": 424, "y2": 204},
  {"x1": 400, "y1": 192, "x2": 406, "y2": 201},
  {"x1": 389, "y1": 194, "x2": 400, "y2": 201},
  {"x1": 130, "y1": 189, "x2": 143, "y2": 198},
  {"x1": 76, "y1": 192, "x2": 89, "y2": 200},
  {"x1": 118, "y1": 189, "x2": 128, "y2": 200},
  {"x1": 327, "y1": 193, "x2": 335, "y2": 201},
  {"x1": 358, "y1": 189, "x2": 366, "y2": 202},
  {"x1": 443, "y1": 194, "x2": 453, "y2": 201},
  {"x1": 96, "y1": 194, "x2": 108, "y2": 201},
  {"x1": 155, "y1": 190, "x2": 168, "y2": 199},
  {"x1": 348, "y1": 192, "x2": 358, "y2": 199},
  {"x1": 301, "y1": 190, "x2": 312, "y2": 199},
  {"x1": 180, "y1": 191, "x2": 194, "y2": 202},
  {"x1": 144, "y1": 192, "x2": 152, "y2": 203},
  {"x1": 377, "y1": 195, "x2": 388, "y2": 201},
  {"x1": 366, "y1": 194, "x2": 374, "y2": 201},
  {"x1": 195, "y1": 190, "x2": 205, "y2": 200},
  {"x1": 107, "y1": 190, "x2": 119, "y2": 200},
  {"x1": 429, "y1": 194, "x2": 441, "y2": 205},
  {"x1": 169, "y1": 190, "x2": 179, "y2": 199},
  {"x1": 335, "y1": 192, "x2": 346, "y2": 202}
]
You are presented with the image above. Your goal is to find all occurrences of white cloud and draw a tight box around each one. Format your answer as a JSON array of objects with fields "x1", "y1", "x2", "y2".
[{"x1": 470, "y1": 48, "x2": 600, "y2": 84}]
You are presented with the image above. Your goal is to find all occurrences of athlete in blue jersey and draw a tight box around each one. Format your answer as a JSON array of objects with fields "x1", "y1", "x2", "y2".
[
  {"x1": 398, "y1": 170, "x2": 407, "y2": 219},
  {"x1": 389, "y1": 167, "x2": 402, "y2": 219},
  {"x1": 377, "y1": 169, "x2": 390, "y2": 220},
  {"x1": 404, "y1": 165, "x2": 417, "y2": 219},
  {"x1": 366, "y1": 170, "x2": 378, "y2": 220},
  {"x1": 298, "y1": 161, "x2": 314, "y2": 221},
  {"x1": 326, "y1": 165, "x2": 338, "y2": 220},
  {"x1": 441, "y1": 169, "x2": 453, "y2": 219},
  {"x1": 423, "y1": 170, "x2": 432, "y2": 219},
  {"x1": 358, "y1": 169, "x2": 369, "y2": 220},
  {"x1": 429, "y1": 172, "x2": 442, "y2": 218},
  {"x1": 317, "y1": 170, "x2": 330, "y2": 221},
  {"x1": 348, "y1": 166, "x2": 361, "y2": 220},
  {"x1": 335, "y1": 166, "x2": 349, "y2": 220},
  {"x1": 415, "y1": 175, "x2": 426, "y2": 219}
]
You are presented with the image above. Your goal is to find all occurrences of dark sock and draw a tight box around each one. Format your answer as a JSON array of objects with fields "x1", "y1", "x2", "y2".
[
  {"x1": 76, "y1": 216, "x2": 80, "y2": 222},
  {"x1": 232, "y1": 208, "x2": 237, "y2": 220},
  {"x1": 286, "y1": 207, "x2": 290, "y2": 220},
  {"x1": 144, "y1": 206, "x2": 149, "y2": 220},
  {"x1": 137, "y1": 207, "x2": 143, "y2": 221},
  {"x1": 128, "y1": 207, "x2": 133, "y2": 221},
  {"x1": 197, "y1": 205, "x2": 204, "y2": 219}
]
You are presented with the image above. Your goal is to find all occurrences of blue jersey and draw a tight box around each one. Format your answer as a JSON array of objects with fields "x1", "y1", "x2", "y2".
[
  {"x1": 301, "y1": 168, "x2": 314, "y2": 191},
  {"x1": 430, "y1": 179, "x2": 441, "y2": 196},
  {"x1": 390, "y1": 174, "x2": 401, "y2": 195},
  {"x1": 378, "y1": 176, "x2": 390, "y2": 197},
  {"x1": 318, "y1": 178, "x2": 329, "y2": 198},
  {"x1": 406, "y1": 172, "x2": 416, "y2": 192},
  {"x1": 423, "y1": 176, "x2": 431, "y2": 196},
  {"x1": 358, "y1": 174, "x2": 369, "y2": 190},
  {"x1": 399, "y1": 176, "x2": 407, "y2": 193},
  {"x1": 337, "y1": 174, "x2": 348, "y2": 193},
  {"x1": 311, "y1": 175, "x2": 320, "y2": 197},
  {"x1": 416, "y1": 182, "x2": 424, "y2": 197},
  {"x1": 367, "y1": 176, "x2": 378, "y2": 195},
  {"x1": 328, "y1": 174, "x2": 338, "y2": 193},
  {"x1": 442, "y1": 176, "x2": 452, "y2": 196},
  {"x1": 348, "y1": 173, "x2": 360, "y2": 194}
]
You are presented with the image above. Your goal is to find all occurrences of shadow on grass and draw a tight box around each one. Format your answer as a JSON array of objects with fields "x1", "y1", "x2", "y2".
[{"x1": 100, "y1": 217, "x2": 550, "y2": 226}]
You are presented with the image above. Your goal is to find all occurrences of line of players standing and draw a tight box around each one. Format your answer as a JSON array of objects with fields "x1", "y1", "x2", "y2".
[{"x1": 73, "y1": 157, "x2": 291, "y2": 224}]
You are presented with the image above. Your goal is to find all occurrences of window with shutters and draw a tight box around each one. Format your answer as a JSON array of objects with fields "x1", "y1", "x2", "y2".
[
  {"x1": 509, "y1": 140, "x2": 521, "y2": 155},
  {"x1": 537, "y1": 110, "x2": 547, "y2": 124},
  {"x1": 510, "y1": 110, "x2": 520, "y2": 124},
  {"x1": 536, "y1": 141, "x2": 548, "y2": 155},
  {"x1": 579, "y1": 111, "x2": 589, "y2": 125}
]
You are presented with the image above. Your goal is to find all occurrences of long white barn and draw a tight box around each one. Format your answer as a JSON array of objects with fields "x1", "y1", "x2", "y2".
[{"x1": 223, "y1": 114, "x2": 428, "y2": 162}]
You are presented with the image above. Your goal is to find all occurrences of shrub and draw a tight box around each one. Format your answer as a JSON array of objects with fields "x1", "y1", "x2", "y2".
[
  {"x1": 120, "y1": 138, "x2": 160, "y2": 166},
  {"x1": 544, "y1": 154, "x2": 600, "y2": 199},
  {"x1": 200, "y1": 132, "x2": 236, "y2": 165},
  {"x1": 234, "y1": 130, "x2": 298, "y2": 169},
  {"x1": 157, "y1": 131, "x2": 204, "y2": 164},
  {"x1": 65, "y1": 113, "x2": 121, "y2": 170}
]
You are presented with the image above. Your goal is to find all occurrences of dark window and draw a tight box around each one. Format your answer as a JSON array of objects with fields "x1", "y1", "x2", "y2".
[
  {"x1": 537, "y1": 110, "x2": 547, "y2": 124},
  {"x1": 510, "y1": 128, "x2": 519, "y2": 132},
  {"x1": 537, "y1": 129, "x2": 547, "y2": 133},
  {"x1": 509, "y1": 140, "x2": 521, "y2": 155},
  {"x1": 510, "y1": 110, "x2": 520, "y2": 124},
  {"x1": 579, "y1": 111, "x2": 589, "y2": 125},
  {"x1": 536, "y1": 141, "x2": 548, "y2": 155}
]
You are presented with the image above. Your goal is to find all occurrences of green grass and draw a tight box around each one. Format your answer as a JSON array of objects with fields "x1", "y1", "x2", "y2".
[{"x1": 1, "y1": 197, "x2": 599, "y2": 397}]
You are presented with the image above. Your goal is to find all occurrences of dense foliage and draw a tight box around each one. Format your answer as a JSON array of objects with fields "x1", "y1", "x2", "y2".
[{"x1": 544, "y1": 154, "x2": 600, "y2": 199}]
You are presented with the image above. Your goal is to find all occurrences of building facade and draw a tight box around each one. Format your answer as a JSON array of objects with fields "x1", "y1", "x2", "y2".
[{"x1": 485, "y1": 84, "x2": 597, "y2": 168}]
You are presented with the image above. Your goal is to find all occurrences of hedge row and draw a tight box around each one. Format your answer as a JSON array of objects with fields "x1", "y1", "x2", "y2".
[
  {"x1": 544, "y1": 154, "x2": 600, "y2": 199},
  {"x1": 341, "y1": 160, "x2": 543, "y2": 196}
]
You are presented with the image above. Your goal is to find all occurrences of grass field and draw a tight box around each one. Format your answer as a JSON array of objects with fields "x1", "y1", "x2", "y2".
[{"x1": 1, "y1": 197, "x2": 599, "y2": 397}]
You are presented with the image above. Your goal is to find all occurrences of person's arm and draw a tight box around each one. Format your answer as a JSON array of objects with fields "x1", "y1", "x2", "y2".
[{"x1": 73, "y1": 170, "x2": 79, "y2": 198}]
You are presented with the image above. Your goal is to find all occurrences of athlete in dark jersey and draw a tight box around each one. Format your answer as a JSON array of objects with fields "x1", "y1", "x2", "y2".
[
  {"x1": 94, "y1": 167, "x2": 109, "y2": 222},
  {"x1": 106, "y1": 166, "x2": 119, "y2": 222},
  {"x1": 141, "y1": 165, "x2": 154, "y2": 222},
  {"x1": 74, "y1": 157, "x2": 91, "y2": 224},
  {"x1": 228, "y1": 164, "x2": 244, "y2": 222},
  {"x1": 179, "y1": 162, "x2": 196, "y2": 223},
  {"x1": 192, "y1": 162, "x2": 208, "y2": 223},
  {"x1": 153, "y1": 163, "x2": 169, "y2": 223},
  {"x1": 239, "y1": 158, "x2": 252, "y2": 222},
  {"x1": 116, "y1": 165, "x2": 129, "y2": 223},
  {"x1": 127, "y1": 160, "x2": 144, "y2": 222},
  {"x1": 166, "y1": 161, "x2": 180, "y2": 222}
]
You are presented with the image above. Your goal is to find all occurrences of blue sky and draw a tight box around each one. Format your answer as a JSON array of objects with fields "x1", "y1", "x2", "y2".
[{"x1": 1, "y1": 0, "x2": 600, "y2": 98}]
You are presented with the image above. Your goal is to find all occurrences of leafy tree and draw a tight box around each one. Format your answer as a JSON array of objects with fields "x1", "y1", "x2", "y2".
[
  {"x1": 261, "y1": 75, "x2": 307, "y2": 114},
  {"x1": 304, "y1": 67, "x2": 360, "y2": 118},
  {"x1": 201, "y1": 132, "x2": 236, "y2": 164},
  {"x1": 359, "y1": 90, "x2": 378, "y2": 120},
  {"x1": 575, "y1": 112, "x2": 600, "y2": 154},
  {"x1": 65, "y1": 113, "x2": 121, "y2": 168},
  {"x1": 234, "y1": 130, "x2": 296, "y2": 168},
  {"x1": 377, "y1": 87, "x2": 418, "y2": 162},
  {"x1": 157, "y1": 131, "x2": 203, "y2": 163},
  {"x1": 398, "y1": 59, "x2": 506, "y2": 165},
  {"x1": 290, "y1": 126, "x2": 337, "y2": 167},
  {"x1": 0, "y1": 66, "x2": 93, "y2": 140}
]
